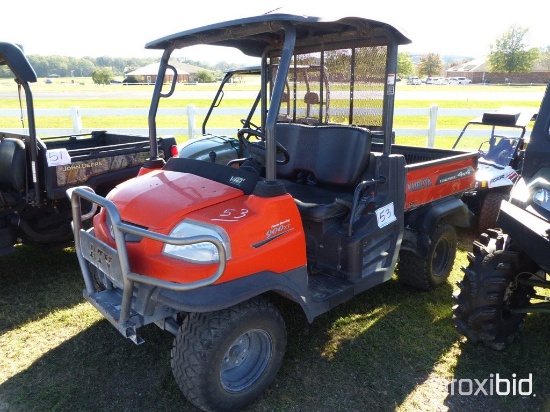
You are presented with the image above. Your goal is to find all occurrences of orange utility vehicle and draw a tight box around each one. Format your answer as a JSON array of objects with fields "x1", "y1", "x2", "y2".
[{"x1": 69, "y1": 13, "x2": 477, "y2": 411}]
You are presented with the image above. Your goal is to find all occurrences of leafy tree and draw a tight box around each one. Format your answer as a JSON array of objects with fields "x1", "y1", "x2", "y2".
[
  {"x1": 397, "y1": 52, "x2": 414, "y2": 78},
  {"x1": 488, "y1": 25, "x2": 539, "y2": 78},
  {"x1": 124, "y1": 66, "x2": 138, "y2": 75},
  {"x1": 540, "y1": 46, "x2": 550, "y2": 72},
  {"x1": 92, "y1": 67, "x2": 114, "y2": 85},
  {"x1": 196, "y1": 70, "x2": 216, "y2": 83},
  {"x1": 0, "y1": 65, "x2": 10, "y2": 77},
  {"x1": 417, "y1": 54, "x2": 443, "y2": 77}
]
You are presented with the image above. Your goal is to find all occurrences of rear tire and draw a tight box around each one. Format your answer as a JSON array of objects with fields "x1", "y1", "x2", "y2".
[
  {"x1": 398, "y1": 223, "x2": 457, "y2": 290},
  {"x1": 478, "y1": 191, "x2": 509, "y2": 234},
  {"x1": 171, "y1": 296, "x2": 287, "y2": 412},
  {"x1": 452, "y1": 229, "x2": 536, "y2": 350}
]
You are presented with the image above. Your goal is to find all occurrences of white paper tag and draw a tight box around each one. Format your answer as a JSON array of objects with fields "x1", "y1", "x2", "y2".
[
  {"x1": 46, "y1": 148, "x2": 71, "y2": 166},
  {"x1": 375, "y1": 202, "x2": 397, "y2": 228}
]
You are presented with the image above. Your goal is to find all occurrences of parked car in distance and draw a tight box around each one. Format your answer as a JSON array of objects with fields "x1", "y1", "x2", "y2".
[
  {"x1": 434, "y1": 77, "x2": 448, "y2": 85},
  {"x1": 407, "y1": 76, "x2": 421, "y2": 85},
  {"x1": 448, "y1": 76, "x2": 472, "y2": 85}
]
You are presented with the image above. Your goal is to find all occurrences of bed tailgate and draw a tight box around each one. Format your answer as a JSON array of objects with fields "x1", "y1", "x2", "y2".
[{"x1": 404, "y1": 151, "x2": 477, "y2": 211}]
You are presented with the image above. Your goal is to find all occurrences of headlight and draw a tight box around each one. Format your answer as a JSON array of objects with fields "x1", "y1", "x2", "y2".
[
  {"x1": 163, "y1": 219, "x2": 231, "y2": 264},
  {"x1": 533, "y1": 188, "x2": 550, "y2": 212}
]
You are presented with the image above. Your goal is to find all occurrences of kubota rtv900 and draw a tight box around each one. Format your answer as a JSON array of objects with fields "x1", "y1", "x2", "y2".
[{"x1": 70, "y1": 12, "x2": 477, "y2": 411}]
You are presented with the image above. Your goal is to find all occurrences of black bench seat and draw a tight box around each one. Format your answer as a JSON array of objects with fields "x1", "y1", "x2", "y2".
[
  {"x1": 275, "y1": 123, "x2": 372, "y2": 222},
  {"x1": 281, "y1": 179, "x2": 353, "y2": 222}
]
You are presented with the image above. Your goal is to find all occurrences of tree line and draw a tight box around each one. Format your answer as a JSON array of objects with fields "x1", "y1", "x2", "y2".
[
  {"x1": 3, "y1": 25, "x2": 548, "y2": 84},
  {"x1": 0, "y1": 54, "x2": 225, "y2": 80},
  {"x1": 0, "y1": 55, "x2": 151, "y2": 78}
]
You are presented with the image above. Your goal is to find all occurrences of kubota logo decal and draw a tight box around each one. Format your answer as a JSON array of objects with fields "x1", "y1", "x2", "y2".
[{"x1": 407, "y1": 177, "x2": 432, "y2": 192}]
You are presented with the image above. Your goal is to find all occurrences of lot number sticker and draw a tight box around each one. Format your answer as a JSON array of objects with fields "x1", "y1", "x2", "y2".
[
  {"x1": 46, "y1": 148, "x2": 71, "y2": 166},
  {"x1": 375, "y1": 202, "x2": 396, "y2": 228}
]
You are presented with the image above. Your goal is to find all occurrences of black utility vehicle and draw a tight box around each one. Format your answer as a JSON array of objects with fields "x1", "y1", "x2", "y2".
[
  {"x1": 0, "y1": 42, "x2": 177, "y2": 255},
  {"x1": 453, "y1": 82, "x2": 550, "y2": 350}
]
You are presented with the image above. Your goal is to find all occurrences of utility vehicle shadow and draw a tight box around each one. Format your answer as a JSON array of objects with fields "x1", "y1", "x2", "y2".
[
  {"x1": 250, "y1": 278, "x2": 461, "y2": 411},
  {"x1": 0, "y1": 245, "x2": 83, "y2": 336},
  {"x1": 0, "y1": 278, "x2": 458, "y2": 412},
  {"x1": 4, "y1": 228, "x2": 531, "y2": 412},
  {"x1": 443, "y1": 311, "x2": 550, "y2": 412},
  {"x1": 0, "y1": 321, "x2": 200, "y2": 411}
]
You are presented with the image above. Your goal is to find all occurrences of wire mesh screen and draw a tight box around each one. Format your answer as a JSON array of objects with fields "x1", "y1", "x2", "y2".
[
  {"x1": 352, "y1": 46, "x2": 387, "y2": 128},
  {"x1": 270, "y1": 46, "x2": 387, "y2": 128}
]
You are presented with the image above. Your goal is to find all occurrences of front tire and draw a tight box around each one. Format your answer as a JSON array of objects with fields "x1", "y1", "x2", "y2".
[
  {"x1": 452, "y1": 229, "x2": 535, "y2": 350},
  {"x1": 398, "y1": 223, "x2": 457, "y2": 290},
  {"x1": 171, "y1": 296, "x2": 287, "y2": 412},
  {"x1": 478, "y1": 191, "x2": 509, "y2": 234}
]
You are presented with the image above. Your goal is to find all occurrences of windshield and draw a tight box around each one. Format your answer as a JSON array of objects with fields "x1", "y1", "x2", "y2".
[
  {"x1": 201, "y1": 69, "x2": 262, "y2": 135},
  {"x1": 453, "y1": 123, "x2": 525, "y2": 167}
]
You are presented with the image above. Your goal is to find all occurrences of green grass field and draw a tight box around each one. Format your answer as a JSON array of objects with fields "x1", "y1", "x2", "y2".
[
  {"x1": 2, "y1": 231, "x2": 550, "y2": 411},
  {"x1": 1, "y1": 80, "x2": 545, "y2": 146},
  {"x1": 1, "y1": 82, "x2": 549, "y2": 411}
]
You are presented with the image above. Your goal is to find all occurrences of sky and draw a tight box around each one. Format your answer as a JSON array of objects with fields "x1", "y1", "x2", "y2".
[{"x1": 2, "y1": 0, "x2": 548, "y2": 64}]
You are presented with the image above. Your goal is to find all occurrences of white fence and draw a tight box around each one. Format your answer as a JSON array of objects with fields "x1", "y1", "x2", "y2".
[{"x1": 0, "y1": 105, "x2": 531, "y2": 146}]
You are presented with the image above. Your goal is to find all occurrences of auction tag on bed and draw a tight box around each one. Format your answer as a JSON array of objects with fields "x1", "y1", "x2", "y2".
[
  {"x1": 375, "y1": 202, "x2": 397, "y2": 228},
  {"x1": 46, "y1": 148, "x2": 71, "y2": 166}
]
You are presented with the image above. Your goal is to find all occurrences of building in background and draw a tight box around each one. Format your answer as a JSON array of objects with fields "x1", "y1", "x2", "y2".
[{"x1": 447, "y1": 56, "x2": 550, "y2": 84}]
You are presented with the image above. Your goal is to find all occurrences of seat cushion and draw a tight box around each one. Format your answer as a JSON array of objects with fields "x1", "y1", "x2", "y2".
[
  {"x1": 0, "y1": 138, "x2": 26, "y2": 192},
  {"x1": 282, "y1": 179, "x2": 352, "y2": 222}
]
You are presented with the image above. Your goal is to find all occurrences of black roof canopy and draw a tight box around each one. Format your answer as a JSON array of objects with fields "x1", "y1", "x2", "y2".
[
  {"x1": 145, "y1": 13, "x2": 411, "y2": 56},
  {"x1": 0, "y1": 42, "x2": 37, "y2": 83}
]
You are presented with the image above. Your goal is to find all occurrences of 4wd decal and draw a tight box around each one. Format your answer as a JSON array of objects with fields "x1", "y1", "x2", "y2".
[{"x1": 436, "y1": 167, "x2": 475, "y2": 185}]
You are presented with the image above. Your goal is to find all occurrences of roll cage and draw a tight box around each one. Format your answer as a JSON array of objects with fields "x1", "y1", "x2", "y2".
[{"x1": 142, "y1": 14, "x2": 411, "y2": 182}]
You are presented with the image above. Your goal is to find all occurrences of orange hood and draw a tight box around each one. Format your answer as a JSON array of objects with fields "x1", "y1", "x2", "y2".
[{"x1": 107, "y1": 170, "x2": 244, "y2": 230}]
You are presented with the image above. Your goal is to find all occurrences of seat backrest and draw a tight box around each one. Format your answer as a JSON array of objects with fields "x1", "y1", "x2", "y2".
[
  {"x1": 275, "y1": 123, "x2": 371, "y2": 187},
  {"x1": 304, "y1": 92, "x2": 320, "y2": 105},
  {"x1": 485, "y1": 137, "x2": 513, "y2": 162},
  {"x1": 0, "y1": 138, "x2": 27, "y2": 192}
]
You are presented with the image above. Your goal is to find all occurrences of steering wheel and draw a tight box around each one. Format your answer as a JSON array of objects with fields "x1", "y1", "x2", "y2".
[
  {"x1": 240, "y1": 118, "x2": 261, "y2": 131},
  {"x1": 478, "y1": 140, "x2": 490, "y2": 154},
  {"x1": 237, "y1": 128, "x2": 290, "y2": 166}
]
